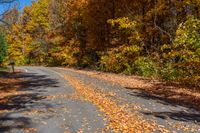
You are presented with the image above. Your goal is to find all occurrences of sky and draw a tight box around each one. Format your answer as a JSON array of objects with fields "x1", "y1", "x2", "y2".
[{"x1": 0, "y1": 0, "x2": 32, "y2": 14}]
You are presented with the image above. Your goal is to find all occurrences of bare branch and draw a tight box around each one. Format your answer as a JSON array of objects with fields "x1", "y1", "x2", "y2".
[
  {"x1": 123, "y1": 2, "x2": 135, "y2": 17},
  {"x1": 0, "y1": 0, "x2": 18, "y2": 26},
  {"x1": 0, "y1": 0, "x2": 16, "y2": 4},
  {"x1": 154, "y1": 12, "x2": 173, "y2": 44}
]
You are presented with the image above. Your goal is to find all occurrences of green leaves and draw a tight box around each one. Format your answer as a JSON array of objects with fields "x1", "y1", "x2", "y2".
[
  {"x1": 134, "y1": 57, "x2": 159, "y2": 77},
  {"x1": 0, "y1": 32, "x2": 7, "y2": 65},
  {"x1": 175, "y1": 15, "x2": 200, "y2": 50},
  {"x1": 162, "y1": 16, "x2": 200, "y2": 86}
]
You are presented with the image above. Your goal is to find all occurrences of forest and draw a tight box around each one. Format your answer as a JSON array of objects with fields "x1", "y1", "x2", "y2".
[{"x1": 0, "y1": 0, "x2": 200, "y2": 87}]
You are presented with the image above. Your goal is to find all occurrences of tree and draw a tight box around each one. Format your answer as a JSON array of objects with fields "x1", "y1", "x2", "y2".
[
  {"x1": 4, "y1": 0, "x2": 200, "y2": 86},
  {"x1": 162, "y1": 15, "x2": 200, "y2": 86},
  {"x1": 7, "y1": 0, "x2": 50, "y2": 65},
  {"x1": 0, "y1": 0, "x2": 18, "y2": 26},
  {"x1": 0, "y1": 31, "x2": 7, "y2": 65},
  {"x1": 7, "y1": 24, "x2": 25, "y2": 65}
]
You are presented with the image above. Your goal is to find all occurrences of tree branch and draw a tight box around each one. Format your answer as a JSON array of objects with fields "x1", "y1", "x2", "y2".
[
  {"x1": 154, "y1": 12, "x2": 173, "y2": 44},
  {"x1": 0, "y1": 0, "x2": 18, "y2": 26},
  {"x1": 0, "y1": 0, "x2": 16, "y2": 4}
]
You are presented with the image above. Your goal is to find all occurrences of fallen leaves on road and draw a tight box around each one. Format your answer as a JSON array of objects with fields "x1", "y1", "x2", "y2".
[
  {"x1": 0, "y1": 77, "x2": 21, "y2": 97},
  {"x1": 22, "y1": 128, "x2": 38, "y2": 133},
  {"x1": 63, "y1": 68, "x2": 200, "y2": 111},
  {"x1": 23, "y1": 109, "x2": 46, "y2": 116},
  {"x1": 45, "y1": 93, "x2": 81, "y2": 101},
  {"x1": 168, "y1": 121, "x2": 200, "y2": 132},
  {"x1": 0, "y1": 73, "x2": 27, "y2": 114},
  {"x1": 64, "y1": 74, "x2": 169, "y2": 133}
]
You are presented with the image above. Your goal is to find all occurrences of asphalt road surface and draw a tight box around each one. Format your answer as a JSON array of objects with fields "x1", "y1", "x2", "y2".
[{"x1": 0, "y1": 67, "x2": 199, "y2": 133}]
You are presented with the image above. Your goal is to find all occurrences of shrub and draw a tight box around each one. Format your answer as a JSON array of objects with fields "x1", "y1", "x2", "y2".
[
  {"x1": 98, "y1": 44, "x2": 142, "y2": 73},
  {"x1": 123, "y1": 63, "x2": 135, "y2": 75},
  {"x1": 162, "y1": 16, "x2": 200, "y2": 86},
  {"x1": 134, "y1": 57, "x2": 159, "y2": 77},
  {"x1": 161, "y1": 62, "x2": 178, "y2": 81}
]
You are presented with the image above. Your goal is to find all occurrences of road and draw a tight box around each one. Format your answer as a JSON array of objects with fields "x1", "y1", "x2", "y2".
[{"x1": 0, "y1": 66, "x2": 199, "y2": 133}]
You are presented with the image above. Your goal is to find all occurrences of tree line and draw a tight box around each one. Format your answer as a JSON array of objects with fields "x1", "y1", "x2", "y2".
[{"x1": 1, "y1": 0, "x2": 200, "y2": 86}]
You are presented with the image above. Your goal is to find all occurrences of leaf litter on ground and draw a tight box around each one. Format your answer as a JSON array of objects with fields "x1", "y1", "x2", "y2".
[{"x1": 64, "y1": 74, "x2": 170, "y2": 133}]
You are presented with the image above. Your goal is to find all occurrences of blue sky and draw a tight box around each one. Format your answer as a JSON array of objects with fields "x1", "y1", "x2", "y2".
[
  {"x1": 18, "y1": 0, "x2": 33, "y2": 10},
  {"x1": 0, "y1": 0, "x2": 32, "y2": 14}
]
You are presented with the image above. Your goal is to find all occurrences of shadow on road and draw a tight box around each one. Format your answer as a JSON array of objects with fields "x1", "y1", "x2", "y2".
[
  {"x1": 0, "y1": 72, "x2": 59, "y2": 132},
  {"x1": 126, "y1": 87, "x2": 200, "y2": 123},
  {"x1": 142, "y1": 111, "x2": 200, "y2": 123}
]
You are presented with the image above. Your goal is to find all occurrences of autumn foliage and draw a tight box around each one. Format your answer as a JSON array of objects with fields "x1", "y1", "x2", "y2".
[{"x1": 1, "y1": 0, "x2": 200, "y2": 87}]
